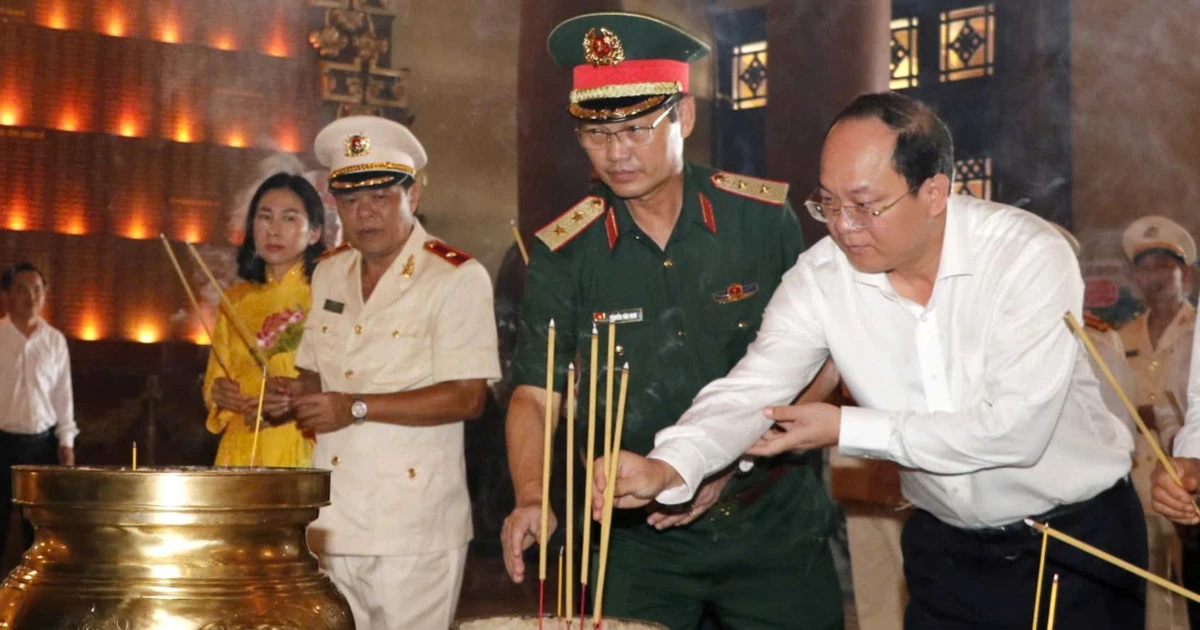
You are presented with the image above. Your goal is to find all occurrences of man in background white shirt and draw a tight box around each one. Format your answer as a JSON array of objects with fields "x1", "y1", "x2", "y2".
[
  {"x1": 0, "y1": 262, "x2": 77, "y2": 552},
  {"x1": 600, "y1": 92, "x2": 1144, "y2": 629}
]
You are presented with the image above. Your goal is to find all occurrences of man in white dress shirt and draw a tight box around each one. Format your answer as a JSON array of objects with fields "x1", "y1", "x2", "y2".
[
  {"x1": 600, "y1": 92, "x2": 1144, "y2": 629},
  {"x1": 0, "y1": 263, "x2": 77, "y2": 552}
]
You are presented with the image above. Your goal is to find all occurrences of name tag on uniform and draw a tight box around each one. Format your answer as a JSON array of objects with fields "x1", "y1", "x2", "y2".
[
  {"x1": 593, "y1": 308, "x2": 643, "y2": 324},
  {"x1": 324, "y1": 299, "x2": 345, "y2": 314}
]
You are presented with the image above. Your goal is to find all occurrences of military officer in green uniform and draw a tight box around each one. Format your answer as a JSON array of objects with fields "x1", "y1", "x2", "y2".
[{"x1": 500, "y1": 12, "x2": 842, "y2": 630}]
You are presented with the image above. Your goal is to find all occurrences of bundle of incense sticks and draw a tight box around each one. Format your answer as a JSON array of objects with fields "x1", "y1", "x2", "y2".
[{"x1": 537, "y1": 321, "x2": 629, "y2": 628}]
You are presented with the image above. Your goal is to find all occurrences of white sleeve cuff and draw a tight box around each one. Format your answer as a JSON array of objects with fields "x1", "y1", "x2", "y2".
[
  {"x1": 838, "y1": 406, "x2": 894, "y2": 460},
  {"x1": 1174, "y1": 422, "x2": 1200, "y2": 459},
  {"x1": 646, "y1": 439, "x2": 708, "y2": 505}
]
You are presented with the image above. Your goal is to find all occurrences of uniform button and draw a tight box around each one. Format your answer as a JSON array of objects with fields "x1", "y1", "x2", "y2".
[
  {"x1": 677, "y1": 329, "x2": 687, "y2": 338},
  {"x1": 737, "y1": 321, "x2": 747, "y2": 329},
  {"x1": 345, "y1": 369, "x2": 355, "y2": 378},
  {"x1": 920, "y1": 315, "x2": 928, "y2": 322},
  {"x1": 662, "y1": 259, "x2": 674, "y2": 268},
  {"x1": 392, "y1": 330, "x2": 400, "y2": 338},
  {"x1": 407, "y1": 468, "x2": 417, "y2": 479},
  {"x1": 321, "y1": 326, "x2": 328, "y2": 333},
  {"x1": 331, "y1": 456, "x2": 340, "y2": 467},
  {"x1": 1150, "y1": 361, "x2": 1159, "y2": 370},
  {"x1": 1150, "y1": 393, "x2": 1157, "y2": 402},
  {"x1": 354, "y1": 325, "x2": 362, "y2": 335},
  {"x1": 615, "y1": 345, "x2": 624, "y2": 354}
]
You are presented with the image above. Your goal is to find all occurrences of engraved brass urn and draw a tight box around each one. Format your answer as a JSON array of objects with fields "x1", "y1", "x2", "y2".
[{"x1": 0, "y1": 466, "x2": 353, "y2": 629}]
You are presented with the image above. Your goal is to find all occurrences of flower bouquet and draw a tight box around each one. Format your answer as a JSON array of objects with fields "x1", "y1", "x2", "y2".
[{"x1": 257, "y1": 307, "x2": 306, "y2": 358}]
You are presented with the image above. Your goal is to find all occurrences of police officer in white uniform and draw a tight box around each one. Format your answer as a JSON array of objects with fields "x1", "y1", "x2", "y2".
[
  {"x1": 1120, "y1": 215, "x2": 1195, "y2": 629},
  {"x1": 264, "y1": 116, "x2": 501, "y2": 630}
]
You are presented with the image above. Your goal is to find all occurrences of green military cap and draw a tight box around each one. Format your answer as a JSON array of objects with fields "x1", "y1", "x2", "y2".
[{"x1": 547, "y1": 12, "x2": 711, "y2": 122}]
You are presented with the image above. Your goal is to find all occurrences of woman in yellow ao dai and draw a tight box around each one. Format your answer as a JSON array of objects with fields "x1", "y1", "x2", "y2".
[{"x1": 202, "y1": 173, "x2": 328, "y2": 467}]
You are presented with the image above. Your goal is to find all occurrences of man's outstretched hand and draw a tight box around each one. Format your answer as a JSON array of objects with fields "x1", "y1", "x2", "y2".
[{"x1": 592, "y1": 451, "x2": 684, "y2": 521}]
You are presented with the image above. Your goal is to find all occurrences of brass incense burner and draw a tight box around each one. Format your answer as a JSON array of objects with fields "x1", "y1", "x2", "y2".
[{"x1": 0, "y1": 466, "x2": 353, "y2": 629}]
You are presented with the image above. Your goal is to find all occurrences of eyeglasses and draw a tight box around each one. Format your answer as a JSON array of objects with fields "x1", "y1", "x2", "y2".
[
  {"x1": 576, "y1": 103, "x2": 677, "y2": 151},
  {"x1": 803, "y1": 184, "x2": 921, "y2": 226}
]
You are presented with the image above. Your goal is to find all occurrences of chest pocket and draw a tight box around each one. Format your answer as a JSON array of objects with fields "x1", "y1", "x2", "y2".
[
  {"x1": 359, "y1": 320, "x2": 432, "y2": 389},
  {"x1": 703, "y1": 296, "x2": 764, "y2": 366},
  {"x1": 305, "y1": 309, "x2": 346, "y2": 372}
]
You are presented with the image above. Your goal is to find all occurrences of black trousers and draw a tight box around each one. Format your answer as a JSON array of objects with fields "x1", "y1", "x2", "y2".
[
  {"x1": 1182, "y1": 539, "x2": 1200, "y2": 629},
  {"x1": 0, "y1": 429, "x2": 58, "y2": 553},
  {"x1": 902, "y1": 478, "x2": 1147, "y2": 630}
]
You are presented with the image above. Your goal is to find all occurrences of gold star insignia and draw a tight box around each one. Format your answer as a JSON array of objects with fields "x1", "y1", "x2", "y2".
[
  {"x1": 401, "y1": 254, "x2": 416, "y2": 277},
  {"x1": 572, "y1": 211, "x2": 585, "y2": 222},
  {"x1": 554, "y1": 225, "x2": 567, "y2": 236},
  {"x1": 760, "y1": 185, "x2": 771, "y2": 194},
  {"x1": 737, "y1": 180, "x2": 747, "y2": 190}
]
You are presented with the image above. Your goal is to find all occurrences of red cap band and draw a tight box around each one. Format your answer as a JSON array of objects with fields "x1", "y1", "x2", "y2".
[{"x1": 572, "y1": 59, "x2": 690, "y2": 93}]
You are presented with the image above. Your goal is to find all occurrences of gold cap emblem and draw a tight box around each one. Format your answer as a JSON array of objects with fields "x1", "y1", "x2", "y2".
[
  {"x1": 1144, "y1": 225, "x2": 1159, "y2": 238},
  {"x1": 583, "y1": 27, "x2": 625, "y2": 67},
  {"x1": 344, "y1": 133, "x2": 371, "y2": 158}
]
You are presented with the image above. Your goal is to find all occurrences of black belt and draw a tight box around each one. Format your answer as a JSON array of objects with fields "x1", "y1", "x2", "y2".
[
  {"x1": 966, "y1": 476, "x2": 1130, "y2": 540},
  {"x1": 0, "y1": 428, "x2": 55, "y2": 443}
]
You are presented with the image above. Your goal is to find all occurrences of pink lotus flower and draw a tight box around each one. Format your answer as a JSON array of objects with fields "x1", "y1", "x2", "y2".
[{"x1": 257, "y1": 307, "x2": 306, "y2": 356}]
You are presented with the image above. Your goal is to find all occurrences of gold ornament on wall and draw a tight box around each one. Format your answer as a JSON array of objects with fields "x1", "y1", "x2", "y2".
[{"x1": 308, "y1": 1, "x2": 412, "y2": 122}]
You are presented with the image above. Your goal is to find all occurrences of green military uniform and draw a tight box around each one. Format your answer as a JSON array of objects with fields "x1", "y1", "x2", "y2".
[
  {"x1": 509, "y1": 13, "x2": 842, "y2": 628},
  {"x1": 512, "y1": 164, "x2": 841, "y2": 629}
]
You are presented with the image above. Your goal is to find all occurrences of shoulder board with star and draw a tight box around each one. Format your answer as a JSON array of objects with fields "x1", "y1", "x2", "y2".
[
  {"x1": 710, "y1": 171, "x2": 789, "y2": 206},
  {"x1": 1084, "y1": 311, "x2": 1111, "y2": 332},
  {"x1": 315, "y1": 243, "x2": 352, "y2": 262},
  {"x1": 535, "y1": 195, "x2": 607, "y2": 251},
  {"x1": 423, "y1": 239, "x2": 472, "y2": 267}
]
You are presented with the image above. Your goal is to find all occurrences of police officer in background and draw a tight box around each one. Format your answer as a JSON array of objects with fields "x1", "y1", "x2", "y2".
[
  {"x1": 1120, "y1": 216, "x2": 1196, "y2": 629},
  {"x1": 264, "y1": 116, "x2": 501, "y2": 630},
  {"x1": 501, "y1": 12, "x2": 841, "y2": 629}
]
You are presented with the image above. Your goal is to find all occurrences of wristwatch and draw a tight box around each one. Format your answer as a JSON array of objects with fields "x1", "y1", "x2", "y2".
[{"x1": 350, "y1": 395, "x2": 368, "y2": 425}]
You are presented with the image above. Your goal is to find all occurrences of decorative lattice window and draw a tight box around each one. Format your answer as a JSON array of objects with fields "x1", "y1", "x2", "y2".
[
  {"x1": 890, "y1": 17, "x2": 919, "y2": 90},
  {"x1": 940, "y1": 4, "x2": 995, "y2": 82},
  {"x1": 732, "y1": 40, "x2": 767, "y2": 110},
  {"x1": 953, "y1": 157, "x2": 992, "y2": 199}
]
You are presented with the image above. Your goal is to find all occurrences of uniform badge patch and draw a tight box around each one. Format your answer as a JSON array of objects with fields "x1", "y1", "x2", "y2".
[
  {"x1": 324, "y1": 299, "x2": 345, "y2": 314},
  {"x1": 713, "y1": 283, "x2": 758, "y2": 304},
  {"x1": 593, "y1": 308, "x2": 644, "y2": 324}
]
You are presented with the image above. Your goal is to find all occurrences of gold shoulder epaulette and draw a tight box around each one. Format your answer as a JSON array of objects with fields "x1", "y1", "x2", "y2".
[
  {"x1": 1084, "y1": 311, "x2": 1110, "y2": 332},
  {"x1": 711, "y1": 171, "x2": 789, "y2": 206},
  {"x1": 536, "y1": 195, "x2": 606, "y2": 252},
  {"x1": 315, "y1": 243, "x2": 352, "y2": 262},
  {"x1": 423, "y1": 239, "x2": 472, "y2": 267}
]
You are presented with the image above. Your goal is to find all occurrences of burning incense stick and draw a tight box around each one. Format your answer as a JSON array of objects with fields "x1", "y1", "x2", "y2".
[
  {"x1": 159, "y1": 235, "x2": 230, "y2": 378},
  {"x1": 538, "y1": 319, "x2": 557, "y2": 629},
  {"x1": 511, "y1": 219, "x2": 530, "y2": 265},
  {"x1": 580, "y1": 325, "x2": 599, "y2": 617},
  {"x1": 1045, "y1": 575, "x2": 1060, "y2": 630},
  {"x1": 184, "y1": 242, "x2": 266, "y2": 368},
  {"x1": 1027, "y1": 519, "x2": 1200, "y2": 604},
  {"x1": 565, "y1": 362, "x2": 577, "y2": 620},
  {"x1": 593, "y1": 363, "x2": 629, "y2": 627},
  {"x1": 1064, "y1": 312, "x2": 1200, "y2": 518},
  {"x1": 248, "y1": 364, "x2": 268, "y2": 467},
  {"x1": 1031, "y1": 527, "x2": 1048, "y2": 630}
]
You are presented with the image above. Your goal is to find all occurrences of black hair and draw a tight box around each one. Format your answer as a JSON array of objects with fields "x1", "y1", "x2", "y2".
[
  {"x1": 235, "y1": 173, "x2": 327, "y2": 283},
  {"x1": 829, "y1": 92, "x2": 954, "y2": 191},
  {"x1": 1, "y1": 262, "x2": 44, "y2": 291}
]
